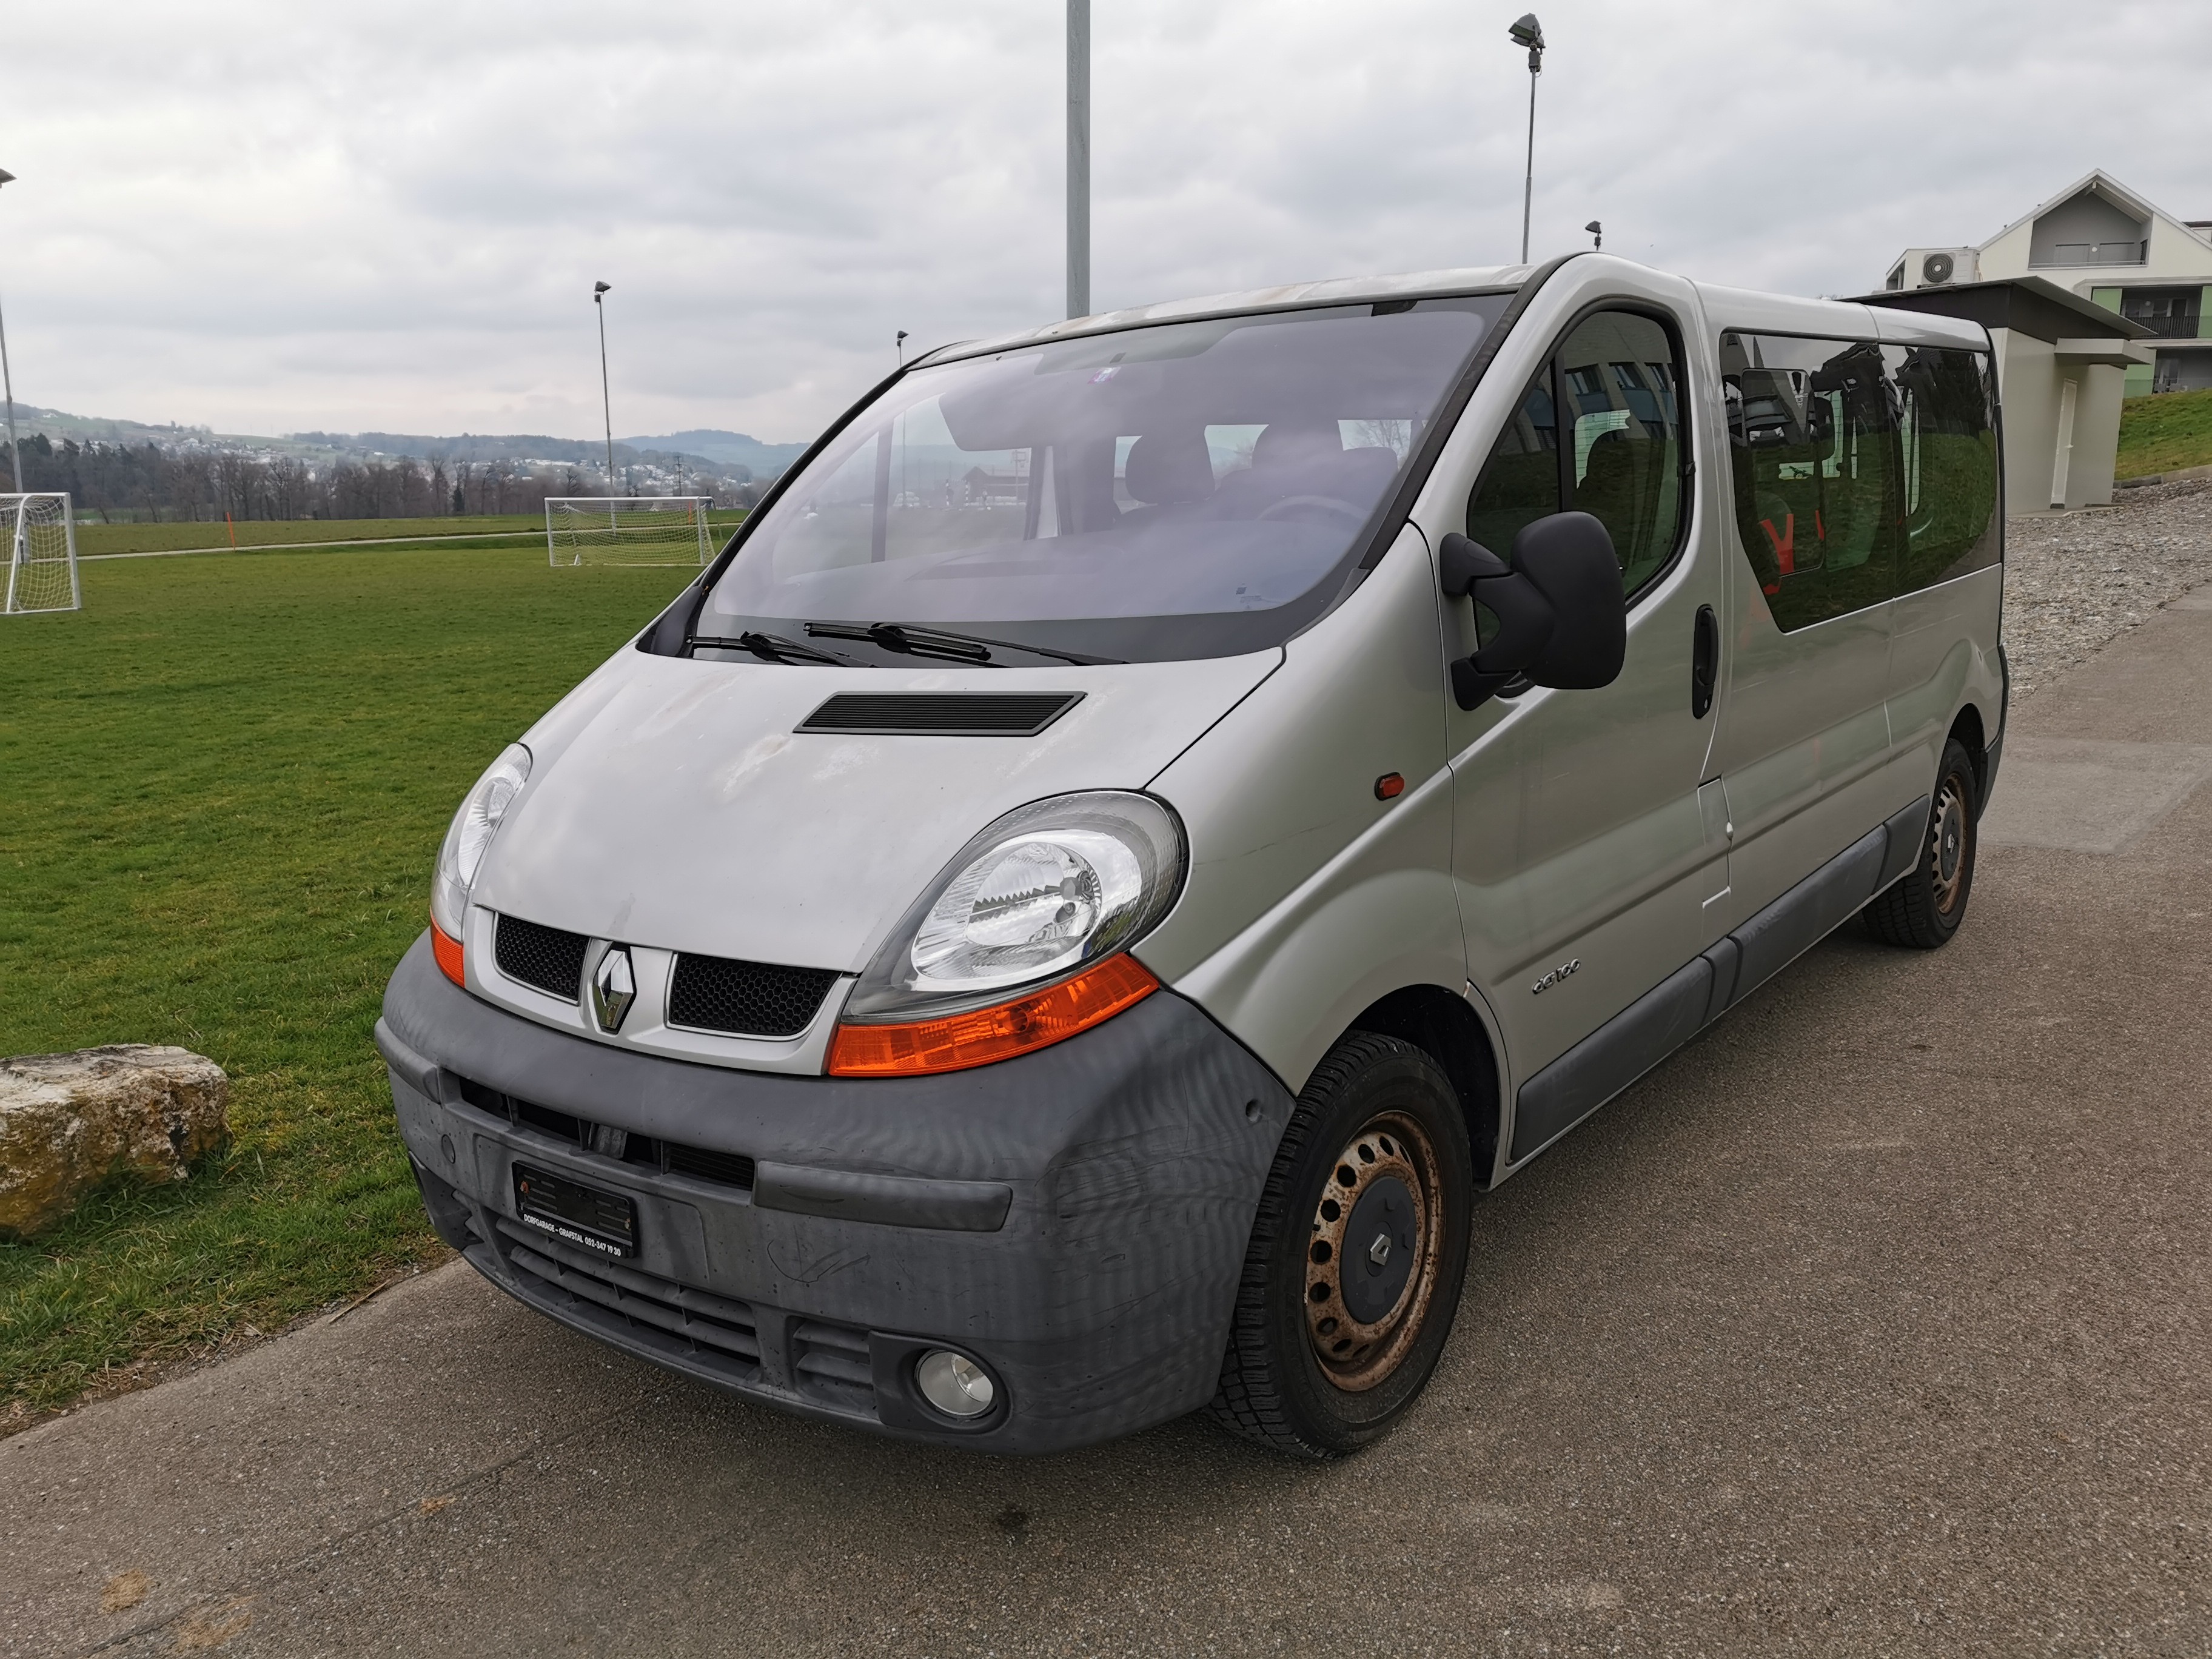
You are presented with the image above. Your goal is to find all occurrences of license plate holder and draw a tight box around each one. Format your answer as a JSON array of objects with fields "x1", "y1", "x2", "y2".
[{"x1": 513, "y1": 1162, "x2": 637, "y2": 1259}]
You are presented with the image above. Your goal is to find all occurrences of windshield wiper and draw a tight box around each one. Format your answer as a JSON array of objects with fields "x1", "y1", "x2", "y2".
[
  {"x1": 802, "y1": 620, "x2": 1119, "y2": 667},
  {"x1": 691, "y1": 631, "x2": 859, "y2": 666}
]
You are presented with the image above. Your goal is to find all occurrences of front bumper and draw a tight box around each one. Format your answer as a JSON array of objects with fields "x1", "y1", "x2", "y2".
[{"x1": 377, "y1": 933, "x2": 1293, "y2": 1453}]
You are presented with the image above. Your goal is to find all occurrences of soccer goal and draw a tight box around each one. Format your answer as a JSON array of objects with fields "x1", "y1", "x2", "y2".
[
  {"x1": 2, "y1": 493, "x2": 80, "y2": 615},
  {"x1": 546, "y1": 497, "x2": 717, "y2": 568}
]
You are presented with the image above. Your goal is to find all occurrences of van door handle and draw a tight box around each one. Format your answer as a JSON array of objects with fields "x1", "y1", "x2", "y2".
[{"x1": 1691, "y1": 605, "x2": 1718, "y2": 719}]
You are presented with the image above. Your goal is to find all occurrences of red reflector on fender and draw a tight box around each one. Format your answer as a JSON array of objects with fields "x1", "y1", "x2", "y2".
[
  {"x1": 828, "y1": 954, "x2": 1159, "y2": 1077},
  {"x1": 432, "y1": 919, "x2": 466, "y2": 987}
]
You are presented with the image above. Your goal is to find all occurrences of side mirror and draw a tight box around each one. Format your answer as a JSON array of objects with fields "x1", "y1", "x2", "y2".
[{"x1": 1439, "y1": 512, "x2": 1626, "y2": 711}]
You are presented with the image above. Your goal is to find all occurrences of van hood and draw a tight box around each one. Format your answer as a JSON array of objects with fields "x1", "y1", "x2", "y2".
[{"x1": 472, "y1": 650, "x2": 1278, "y2": 973}]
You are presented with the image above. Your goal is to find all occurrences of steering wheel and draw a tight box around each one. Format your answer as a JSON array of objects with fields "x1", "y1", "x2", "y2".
[{"x1": 1256, "y1": 494, "x2": 1366, "y2": 527}]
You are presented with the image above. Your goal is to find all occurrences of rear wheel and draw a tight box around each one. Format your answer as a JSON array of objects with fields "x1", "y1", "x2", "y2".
[
  {"x1": 1865, "y1": 737, "x2": 1979, "y2": 950},
  {"x1": 1210, "y1": 1032, "x2": 1473, "y2": 1458}
]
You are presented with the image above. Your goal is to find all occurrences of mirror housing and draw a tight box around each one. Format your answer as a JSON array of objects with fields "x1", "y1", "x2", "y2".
[{"x1": 1439, "y1": 512, "x2": 1626, "y2": 710}]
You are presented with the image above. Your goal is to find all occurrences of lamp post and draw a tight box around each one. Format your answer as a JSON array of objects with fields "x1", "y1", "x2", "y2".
[
  {"x1": 1509, "y1": 15, "x2": 1544, "y2": 264},
  {"x1": 1067, "y1": 0, "x2": 1090, "y2": 320},
  {"x1": 1586, "y1": 220, "x2": 1603, "y2": 251},
  {"x1": 592, "y1": 281, "x2": 615, "y2": 497},
  {"x1": 0, "y1": 167, "x2": 20, "y2": 493}
]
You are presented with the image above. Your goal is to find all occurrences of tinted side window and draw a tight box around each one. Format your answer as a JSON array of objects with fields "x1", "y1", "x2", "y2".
[
  {"x1": 1721, "y1": 333, "x2": 1900, "y2": 632},
  {"x1": 1888, "y1": 345, "x2": 1999, "y2": 593},
  {"x1": 1560, "y1": 312, "x2": 1684, "y2": 595},
  {"x1": 1467, "y1": 309, "x2": 1687, "y2": 601},
  {"x1": 1466, "y1": 370, "x2": 1560, "y2": 554}
]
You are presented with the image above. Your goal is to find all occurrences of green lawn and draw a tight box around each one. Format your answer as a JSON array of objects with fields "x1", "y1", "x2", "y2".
[
  {"x1": 0, "y1": 543, "x2": 697, "y2": 1421},
  {"x1": 2116, "y1": 386, "x2": 2212, "y2": 480},
  {"x1": 75, "y1": 511, "x2": 751, "y2": 558}
]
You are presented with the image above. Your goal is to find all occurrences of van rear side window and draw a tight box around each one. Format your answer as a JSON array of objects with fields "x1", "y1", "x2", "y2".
[
  {"x1": 1721, "y1": 332, "x2": 1997, "y2": 632},
  {"x1": 1889, "y1": 345, "x2": 2001, "y2": 593}
]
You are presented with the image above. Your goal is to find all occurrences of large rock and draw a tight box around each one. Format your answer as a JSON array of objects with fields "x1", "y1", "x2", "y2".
[{"x1": 0, "y1": 1046, "x2": 230, "y2": 1239}]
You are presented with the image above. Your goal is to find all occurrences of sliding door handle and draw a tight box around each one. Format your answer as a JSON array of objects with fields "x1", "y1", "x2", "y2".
[{"x1": 1691, "y1": 605, "x2": 1719, "y2": 719}]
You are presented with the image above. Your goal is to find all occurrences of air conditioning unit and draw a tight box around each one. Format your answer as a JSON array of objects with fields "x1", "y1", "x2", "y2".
[{"x1": 1892, "y1": 247, "x2": 1979, "y2": 290}]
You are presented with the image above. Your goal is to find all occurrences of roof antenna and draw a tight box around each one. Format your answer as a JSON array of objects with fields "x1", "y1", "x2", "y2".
[{"x1": 1586, "y1": 220, "x2": 1603, "y2": 251}]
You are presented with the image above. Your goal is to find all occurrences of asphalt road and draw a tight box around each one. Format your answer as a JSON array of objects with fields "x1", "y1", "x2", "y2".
[{"x1": 8, "y1": 587, "x2": 2211, "y2": 1658}]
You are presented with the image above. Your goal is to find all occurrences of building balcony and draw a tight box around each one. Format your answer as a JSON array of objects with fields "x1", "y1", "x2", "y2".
[
  {"x1": 2031, "y1": 241, "x2": 2147, "y2": 267},
  {"x1": 2126, "y1": 314, "x2": 2205, "y2": 340}
]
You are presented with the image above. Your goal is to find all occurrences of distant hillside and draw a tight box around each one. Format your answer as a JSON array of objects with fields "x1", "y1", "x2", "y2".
[
  {"x1": 620, "y1": 429, "x2": 810, "y2": 475},
  {"x1": 2, "y1": 406, "x2": 805, "y2": 482}
]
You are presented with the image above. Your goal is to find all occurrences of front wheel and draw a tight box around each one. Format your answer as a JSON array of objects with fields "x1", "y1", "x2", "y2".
[
  {"x1": 1865, "y1": 737, "x2": 1980, "y2": 949},
  {"x1": 1210, "y1": 1032, "x2": 1473, "y2": 1458}
]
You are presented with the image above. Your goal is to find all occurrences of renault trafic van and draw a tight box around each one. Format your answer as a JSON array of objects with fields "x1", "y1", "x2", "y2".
[{"x1": 377, "y1": 255, "x2": 2005, "y2": 1457}]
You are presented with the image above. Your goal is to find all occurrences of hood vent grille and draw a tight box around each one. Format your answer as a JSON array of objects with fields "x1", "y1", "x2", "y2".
[
  {"x1": 494, "y1": 914, "x2": 589, "y2": 1002},
  {"x1": 796, "y1": 692, "x2": 1082, "y2": 736},
  {"x1": 668, "y1": 953, "x2": 842, "y2": 1039}
]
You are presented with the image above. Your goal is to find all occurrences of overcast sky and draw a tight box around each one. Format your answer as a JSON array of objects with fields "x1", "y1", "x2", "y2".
[{"x1": 1, "y1": 0, "x2": 2205, "y2": 444}]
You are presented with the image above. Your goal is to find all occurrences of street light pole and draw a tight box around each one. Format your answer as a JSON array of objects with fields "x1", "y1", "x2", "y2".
[
  {"x1": 0, "y1": 168, "x2": 21, "y2": 493},
  {"x1": 1067, "y1": 0, "x2": 1090, "y2": 320},
  {"x1": 593, "y1": 282, "x2": 615, "y2": 500},
  {"x1": 1509, "y1": 15, "x2": 1544, "y2": 264}
]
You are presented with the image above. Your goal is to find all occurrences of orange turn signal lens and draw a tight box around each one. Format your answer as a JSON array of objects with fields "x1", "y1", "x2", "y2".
[
  {"x1": 828, "y1": 953, "x2": 1160, "y2": 1078},
  {"x1": 431, "y1": 918, "x2": 466, "y2": 987}
]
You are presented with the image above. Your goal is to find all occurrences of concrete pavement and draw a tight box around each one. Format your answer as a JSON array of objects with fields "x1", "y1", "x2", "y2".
[{"x1": 7, "y1": 588, "x2": 2212, "y2": 1657}]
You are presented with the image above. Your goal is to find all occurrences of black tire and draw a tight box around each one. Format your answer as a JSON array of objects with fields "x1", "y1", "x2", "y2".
[
  {"x1": 1864, "y1": 737, "x2": 1979, "y2": 950},
  {"x1": 1210, "y1": 1031, "x2": 1473, "y2": 1458}
]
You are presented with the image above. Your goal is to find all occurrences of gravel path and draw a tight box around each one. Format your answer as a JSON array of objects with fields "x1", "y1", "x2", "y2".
[{"x1": 2003, "y1": 475, "x2": 2212, "y2": 699}]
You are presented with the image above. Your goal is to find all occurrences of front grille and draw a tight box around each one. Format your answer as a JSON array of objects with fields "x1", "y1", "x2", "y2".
[
  {"x1": 494, "y1": 1217, "x2": 764, "y2": 1381},
  {"x1": 494, "y1": 914, "x2": 589, "y2": 1001},
  {"x1": 796, "y1": 691, "x2": 1082, "y2": 736},
  {"x1": 456, "y1": 1076, "x2": 755, "y2": 1192},
  {"x1": 668, "y1": 953, "x2": 840, "y2": 1038}
]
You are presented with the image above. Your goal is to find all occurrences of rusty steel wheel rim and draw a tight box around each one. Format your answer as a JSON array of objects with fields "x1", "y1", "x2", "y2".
[
  {"x1": 1930, "y1": 773, "x2": 1971, "y2": 917},
  {"x1": 1302, "y1": 1110, "x2": 1447, "y2": 1393}
]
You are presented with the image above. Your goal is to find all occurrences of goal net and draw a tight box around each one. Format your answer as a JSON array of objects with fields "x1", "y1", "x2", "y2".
[
  {"x1": 546, "y1": 497, "x2": 717, "y2": 568},
  {"x1": 2, "y1": 494, "x2": 80, "y2": 615}
]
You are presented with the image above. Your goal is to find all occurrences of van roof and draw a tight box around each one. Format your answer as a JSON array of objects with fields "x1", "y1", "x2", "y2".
[
  {"x1": 919, "y1": 262, "x2": 1540, "y2": 364},
  {"x1": 914, "y1": 256, "x2": 1991, "y2": 367}
]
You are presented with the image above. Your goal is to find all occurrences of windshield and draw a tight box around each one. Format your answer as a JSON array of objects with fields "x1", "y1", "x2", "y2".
[{"x1": 700, "y1": 295, "x2": 1510, "y2": 663}]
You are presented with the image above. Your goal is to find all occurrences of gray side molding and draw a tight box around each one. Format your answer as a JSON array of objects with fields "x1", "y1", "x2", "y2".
[
  {"x1": 1510, "y1": 955, "x2": 1712, "y2": 1161},
  {"x1": 753, "y1": 1162, "x2": 1014, "y2": 1233},
  {"x1": 1725, "y1": 822, "x2": 1889, "y2": 1010},
  {"x1": 1507, "y1": 794, "x2": 1932, "y2": 1166},
  {"x1": 1875, "y1": 796, "x2": 1932, "y2": 891}
]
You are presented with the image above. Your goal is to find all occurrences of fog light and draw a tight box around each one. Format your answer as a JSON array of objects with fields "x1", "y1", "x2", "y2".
[{"x1": 915, "y1": 1349, "x2": 996, "y2": 1418}]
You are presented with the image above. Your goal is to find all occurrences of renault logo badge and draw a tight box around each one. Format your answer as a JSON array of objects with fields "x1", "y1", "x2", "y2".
[{"x1": 591, "y1": 946, "x2": 636, "y2": 1033}]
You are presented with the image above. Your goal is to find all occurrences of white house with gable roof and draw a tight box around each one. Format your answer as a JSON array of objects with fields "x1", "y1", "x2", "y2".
[{"x1": 1883, "y1": 170, "x2": 2212, "y2": 397}]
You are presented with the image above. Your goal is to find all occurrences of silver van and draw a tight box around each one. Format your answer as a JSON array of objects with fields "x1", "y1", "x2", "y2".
[{"x1": 377, "y1": 255, "x2": 2004, "y2": 1457}]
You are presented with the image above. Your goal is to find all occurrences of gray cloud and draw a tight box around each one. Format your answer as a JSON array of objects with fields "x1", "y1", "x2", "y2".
[{"x1": 1, "y1": 0, "x2": 2204, "y2": 440}]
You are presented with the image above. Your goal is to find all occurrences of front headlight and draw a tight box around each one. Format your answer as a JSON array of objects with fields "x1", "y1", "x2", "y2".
[
  {"x1": 840, "y1": 791, "x2": 1184, "y2": 1026},
  {"x1": 429, "y1": 742, "x2": 532, "y2": 957}
]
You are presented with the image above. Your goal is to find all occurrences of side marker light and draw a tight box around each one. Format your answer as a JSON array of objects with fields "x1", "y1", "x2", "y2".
[{"x1": 1374, "y1": 773, "x2": 1406, "y2": 800}]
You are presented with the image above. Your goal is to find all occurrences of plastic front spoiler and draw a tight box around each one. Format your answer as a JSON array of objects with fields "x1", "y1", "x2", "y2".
[{"x1": 376, "y1": 933, "x2": 1294, "y2": 1454}]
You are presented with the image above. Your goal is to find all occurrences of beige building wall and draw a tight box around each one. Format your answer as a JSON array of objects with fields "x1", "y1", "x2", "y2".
[{"x1": 1990, "y1": 330, "x2": 2127, "y2": 512}]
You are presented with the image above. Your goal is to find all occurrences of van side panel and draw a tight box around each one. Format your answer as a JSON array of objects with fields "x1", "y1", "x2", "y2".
[
  {"x1": 1138, "y1": 526, "x2": 1461, "y2": 1093},
  {"x1": 1888, "y1": 565, "x2": 2005, "y2": 783}
]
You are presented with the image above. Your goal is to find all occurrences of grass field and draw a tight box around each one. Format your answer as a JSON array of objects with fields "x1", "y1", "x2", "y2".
[
  {"x1": 0, "y1": 541, "x2": 697, "y2": 1422},
  {"x1": 72, "y1": 511, "x2": 752, "y2": 559},
  {"x1": 2115, "y1": 386, "x2": 2212, "y2": 480}
]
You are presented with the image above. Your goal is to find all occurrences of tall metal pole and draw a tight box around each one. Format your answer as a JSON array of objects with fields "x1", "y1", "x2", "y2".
[
  {"x1": 0, "y1": 284, "x2": 21, "y2": 494},
  {"x1": 0, "y1": 168, "x2": 19, "y2": 493},
  {"x1": 1510, "y1": 16, "x2": 1544, "y2": 264},
  {"x1": 1520, "y1": 70, "x2": 1537, "y2": 263},
  {"x1": 1067, "y1": 0, "x2": 1090, "y2": 320},
  {"x1": 593, "y1": 282, "x2": 615, "y2": 500}
]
